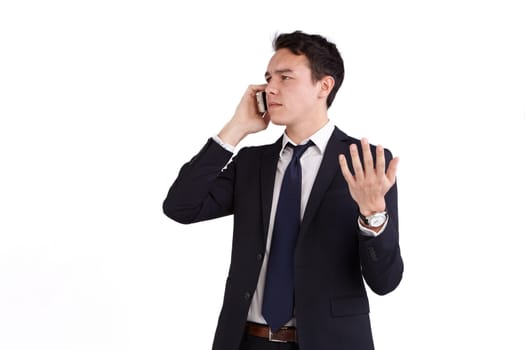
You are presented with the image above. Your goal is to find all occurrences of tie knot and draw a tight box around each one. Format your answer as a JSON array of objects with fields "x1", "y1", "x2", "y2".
[{"x1": 288, "y1": 140, "x2": 314, "y2": 161}]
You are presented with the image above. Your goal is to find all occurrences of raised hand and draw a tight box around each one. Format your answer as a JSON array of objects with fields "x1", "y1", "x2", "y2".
[{"x1": 338, "y1": 138, "x2": 399, "y2": 216}]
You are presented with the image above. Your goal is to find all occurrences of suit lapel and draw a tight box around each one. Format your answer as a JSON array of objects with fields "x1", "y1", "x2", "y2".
[
  {"x1": 260, "y1": 137, "x2": 283, "y2": 242},
  {"x1": 299, "y1": 127, "x2": 352, "y2": 236}
]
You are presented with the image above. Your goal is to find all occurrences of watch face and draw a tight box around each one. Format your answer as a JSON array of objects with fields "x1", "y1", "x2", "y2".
[{"x1": 368, "y1": 213, "x2": 387, "y2": 227}]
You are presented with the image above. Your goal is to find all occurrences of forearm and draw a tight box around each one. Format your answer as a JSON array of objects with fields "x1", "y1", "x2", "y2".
[
  {"x1": 358, "y1": 183, "x2": 403, "y2": 295},
  {"x1": 162, "y1": 138, "x2": 234, "y2": 224},
  {"x1": 359, "y1": 226, "x2": 403, "y2": 295}
]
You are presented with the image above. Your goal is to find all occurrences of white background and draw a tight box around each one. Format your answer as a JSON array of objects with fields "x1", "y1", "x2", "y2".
[{"x1": 1, "y1": 0, "x2": 525, "y2": 349}]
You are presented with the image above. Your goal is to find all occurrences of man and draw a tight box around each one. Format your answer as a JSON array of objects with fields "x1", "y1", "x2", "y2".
[{"x1": 163, "y1": 31, "x2": 403, "y2": 350}]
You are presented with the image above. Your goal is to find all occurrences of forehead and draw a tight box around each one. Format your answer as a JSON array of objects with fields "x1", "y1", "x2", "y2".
[{"x1": 266, "y1": 48, "x2": 311, "y2": 75}]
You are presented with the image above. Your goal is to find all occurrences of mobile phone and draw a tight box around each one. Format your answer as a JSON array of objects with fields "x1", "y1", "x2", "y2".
[{"x1": 256, "y1": 91, "x2": 267, "y2": 114}]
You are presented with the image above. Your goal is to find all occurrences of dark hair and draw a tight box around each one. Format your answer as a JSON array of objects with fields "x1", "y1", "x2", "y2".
[{"x1": 273, "y1": 30, "x2": 345, "y2": 108}]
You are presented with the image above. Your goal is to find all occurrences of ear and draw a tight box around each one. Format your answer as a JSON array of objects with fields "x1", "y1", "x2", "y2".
[{"x1": 318, "y1": 75, "x2": 335, "y2": 99}]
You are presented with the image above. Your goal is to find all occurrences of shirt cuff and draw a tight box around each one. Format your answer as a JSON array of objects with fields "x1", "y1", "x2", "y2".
[
  {"x1": 212, "y1": 135, "x2": 235, "y2": 153},
  {"x1": 358, "y1": 216, "x2": 389, "y2": 237}
]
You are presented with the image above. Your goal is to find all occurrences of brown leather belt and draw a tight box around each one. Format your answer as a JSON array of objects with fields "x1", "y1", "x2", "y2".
[{"x1": 246, "y1": 322, "x2": 297, "y2": 343}]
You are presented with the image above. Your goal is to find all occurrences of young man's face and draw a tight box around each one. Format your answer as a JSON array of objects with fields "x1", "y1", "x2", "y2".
[{"x1": 264, "y1": 48, "x2": 325, "y2": 127}]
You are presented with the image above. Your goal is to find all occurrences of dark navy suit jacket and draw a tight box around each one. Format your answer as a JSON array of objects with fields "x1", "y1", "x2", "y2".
[{"x1": 163, "y1": 127, "x2": 403, "y2": 350}]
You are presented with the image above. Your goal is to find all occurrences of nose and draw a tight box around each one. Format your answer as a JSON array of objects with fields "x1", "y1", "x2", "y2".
[{"x1": 265, "y1": 84, "x2": 278, "y2": 95}]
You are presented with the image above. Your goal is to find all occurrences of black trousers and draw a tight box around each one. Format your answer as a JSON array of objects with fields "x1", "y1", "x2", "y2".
[{"x1": 238, "y1": 333, "x2": 299, "y2": 350}]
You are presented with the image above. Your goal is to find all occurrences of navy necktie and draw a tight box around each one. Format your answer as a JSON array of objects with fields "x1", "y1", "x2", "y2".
[{"x1": 262, "y1": 140, "x2": 314, "y2": 332}]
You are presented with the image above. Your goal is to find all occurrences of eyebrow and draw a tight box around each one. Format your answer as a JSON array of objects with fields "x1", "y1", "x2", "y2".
[{"x1": 264, "y1": 68, "x2": 294, "y2": 80}]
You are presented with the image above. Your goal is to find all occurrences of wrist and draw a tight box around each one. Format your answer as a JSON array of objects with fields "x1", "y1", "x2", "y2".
[
  {"x1": 359, "y1": 210, "x2": 388, "y2": 228},
  {"x1": 358, "y1": 200, "x2": 386, "y2": 217},
  {"x1": 359, "y1": 208, "x2": 386, "y2": 217},
  {"x1": 218, "y1": 121, "x2": 247, "y2": 147}
]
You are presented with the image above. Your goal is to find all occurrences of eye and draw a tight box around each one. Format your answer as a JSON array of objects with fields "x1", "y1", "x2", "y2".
[{"x1": 282, "y1": 75, "x2": 291, "y2": 80}]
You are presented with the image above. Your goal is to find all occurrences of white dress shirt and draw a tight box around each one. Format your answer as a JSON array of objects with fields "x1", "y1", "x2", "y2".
[{"x1": 213, "y1": 120, "x2": 386, "y2": 327}]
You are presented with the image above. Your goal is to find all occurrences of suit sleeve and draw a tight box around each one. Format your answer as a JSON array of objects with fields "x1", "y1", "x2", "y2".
[
  {"x1": 358, "y1": 148, "x2": 404, "y2": 295},
  {"x1": 162, "y1": 138, "x2": 237, "y2": 224}
]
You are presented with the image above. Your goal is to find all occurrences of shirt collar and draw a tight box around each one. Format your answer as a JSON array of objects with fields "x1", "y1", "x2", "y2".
[{"x1": 279, "y1": 120, "x2": 335, "y2": 157}]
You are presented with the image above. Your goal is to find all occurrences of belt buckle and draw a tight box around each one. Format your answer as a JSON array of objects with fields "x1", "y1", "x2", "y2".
[{"x1": 268, "y1": 328, "x2": 287, "y2": 343}]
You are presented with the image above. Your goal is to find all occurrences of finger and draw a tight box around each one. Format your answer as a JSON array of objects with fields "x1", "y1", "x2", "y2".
[
  {"x1": 338, "y1": 154, "x2": 355, "y2": 186},
  {"x1": 249, "y1": 84, "x2": 268, "y2": 95},
  {"x1": 361, "y1": 138, "x2": 374, "y2": 172},
  {"x1": 375, "y1": 144, "x2": 385, "y2": 175},
  {"x1": 350, "y1": 143, "x2": 364, "y2": 179},
  {"x1": 386, "y1": 157, "x2": 400, "y2": 184}
]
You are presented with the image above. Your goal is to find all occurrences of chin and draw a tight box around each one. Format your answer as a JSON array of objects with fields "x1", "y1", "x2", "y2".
[
  {"x1": 269, "y1": 113, "x2": 288, "y2": 126},
  {"x1": 270, "y1": 119, "x2": 287, "y2": 126}
]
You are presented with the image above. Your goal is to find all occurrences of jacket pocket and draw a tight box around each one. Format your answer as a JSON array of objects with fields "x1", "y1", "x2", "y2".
[{"x1": 330, "y1": 295, "x2": 370, "y2": 317}]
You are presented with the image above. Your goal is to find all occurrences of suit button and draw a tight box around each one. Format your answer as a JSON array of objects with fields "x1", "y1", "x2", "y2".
[
  {"x1": 244, "y1": 292, "x2": 251, "y2": 300},
  {"x1": 256, "y1": 253, "x2": 263, "y2": 261}
]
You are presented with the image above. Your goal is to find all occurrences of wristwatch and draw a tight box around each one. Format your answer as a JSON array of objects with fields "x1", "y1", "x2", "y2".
[{"x1": 359, "y1": 211, "x2": 388, "y2": 228}]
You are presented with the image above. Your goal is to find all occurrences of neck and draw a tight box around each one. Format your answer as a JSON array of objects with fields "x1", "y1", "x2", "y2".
[{"x1": 285, "y1": 116, "x2": 329, "y2": 144}]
